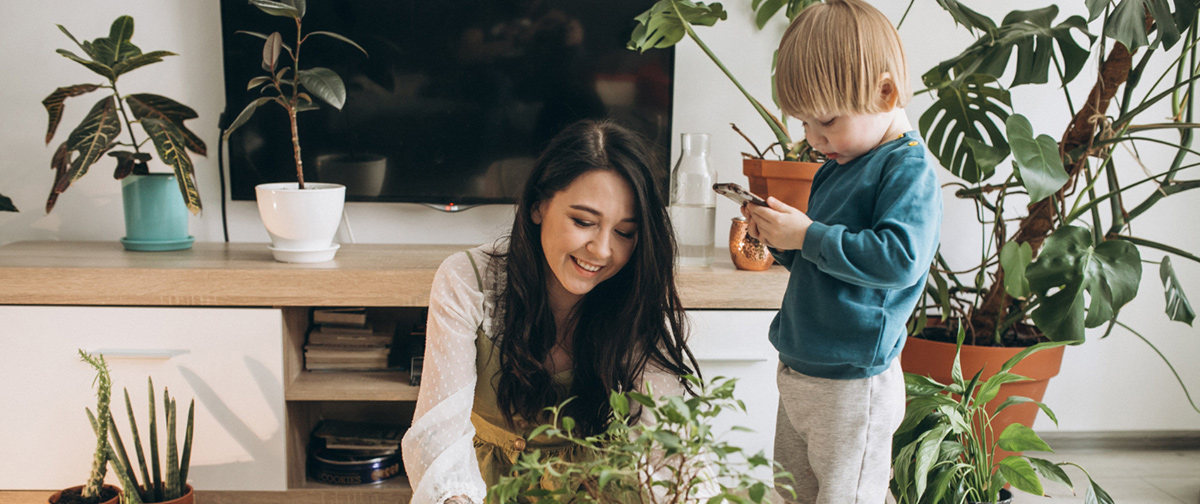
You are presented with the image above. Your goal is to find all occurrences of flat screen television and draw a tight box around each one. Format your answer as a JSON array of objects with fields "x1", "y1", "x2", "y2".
[{"x1": 219, "y1": 0, "x2": 674, "y2": 207}]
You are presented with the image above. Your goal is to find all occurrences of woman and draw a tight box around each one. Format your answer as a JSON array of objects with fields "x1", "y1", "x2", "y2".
[{"x1": 401, "y1": 119, "x2": 701, "y2": 504}]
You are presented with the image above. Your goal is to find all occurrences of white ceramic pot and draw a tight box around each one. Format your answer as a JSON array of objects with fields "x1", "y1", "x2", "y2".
[{"x1": 255, "y1": 182, "x2": 346, "y2": 263}]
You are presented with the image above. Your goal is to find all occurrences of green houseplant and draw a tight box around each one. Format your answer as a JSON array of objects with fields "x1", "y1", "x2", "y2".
[
  {"x1": 43, "y1": 16, "x2": 205, "y2": 251},
  {"x1": 890, "y1": 329, "x2": 1113, "y2": 504},
  {"x1": 629, "y1": 0, "x2": 825, "y2": 211},
  {"x1": 90, "y1": 377, "x2": 195, "y2": 504},
  {"x1": 222, "y1": 0, "x2": 368, "y2": 263},
  {"x1": 902, "y1": 0, "x2": 1200, "y2": 432},
  {"x1": 488, "y1": 376, "x2": 793, "y2": 504},
  {"x1": 50, "y1": 351, "x2": 120, "y2": 504}
]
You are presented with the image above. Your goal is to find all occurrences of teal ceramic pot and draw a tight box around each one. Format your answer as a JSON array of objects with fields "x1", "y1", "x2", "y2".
[{"x1": 120, "y1": 173, "x2": 193, "y2": 251}]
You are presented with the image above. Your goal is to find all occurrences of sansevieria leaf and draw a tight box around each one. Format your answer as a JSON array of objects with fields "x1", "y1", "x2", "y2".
[
  {"x1": 1160, "y1": 256, "x2": 1195, "y2": 325},
  {"x1": 91, "y1": 16, "x2": 142, "y2": 66},
  {"x1": 140, "y1": 118, "x2": 201, "y2": 215},
  {"x1": 42, "y1": 84, "x2": 101, "y2": 144},
  {"x1": 64, "y1": 96, "x2": 121, "y2": 184},
  {"x1": 1006, "y1": 114, "x2": 1069, "y2": 203},
  {"x1": 126, "y1": 93, "x2": 207, "y2": 156},
  {"x1": 297, "y1": 67, "x2": 346, "y2": 109}
]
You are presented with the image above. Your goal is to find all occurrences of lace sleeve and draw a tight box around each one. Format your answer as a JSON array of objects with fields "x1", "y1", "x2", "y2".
[{"x1": 401, "y1": 252, "x2": 488, "y2": 504}]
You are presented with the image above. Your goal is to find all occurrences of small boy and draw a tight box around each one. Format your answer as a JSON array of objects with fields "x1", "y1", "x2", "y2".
[{"x1": 741, "y1": 1, "x2": 942, "y2": 502}]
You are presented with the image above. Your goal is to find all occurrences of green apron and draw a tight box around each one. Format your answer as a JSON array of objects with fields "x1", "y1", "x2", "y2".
[{"x1": 463, "y1": 251, "x2": 589, "y2": 490}]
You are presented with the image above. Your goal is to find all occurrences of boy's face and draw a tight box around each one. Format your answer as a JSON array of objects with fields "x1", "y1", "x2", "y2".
[{"x1": 797, "y1": 108, "x2": 898, "y2": 165}]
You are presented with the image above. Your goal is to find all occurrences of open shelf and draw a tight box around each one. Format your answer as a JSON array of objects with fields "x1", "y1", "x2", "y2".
[{"x1": 286, "y1": 370, "x2": 418, "y2": 401}]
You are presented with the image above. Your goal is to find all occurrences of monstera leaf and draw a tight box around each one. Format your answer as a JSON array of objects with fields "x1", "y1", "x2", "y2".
[
  {"x1": 1160, "y1": 256, "x2": 1196, "y2": 325},
  {"x1": 628, "y1": 0, "x2": 728, "y2": 51},
  {"x1": 1099, "y1": 0, "x2": 1197, "y2": 52},
  {"x1": 934, "y1": 7, "x2": 1093, "y2": 89},
  {"x1": 1006, "y1": 114, "x2": 1069, "y2": 203},
  {"x1": 919, "y1": 71, "x2": 1011, "y2": 183},
  {"x1": 1026, "y1": 226, "x2": 1142, "y2": 342},
  {"x1": 750, "y1": 0, "x2": 820, "y2": 28}
]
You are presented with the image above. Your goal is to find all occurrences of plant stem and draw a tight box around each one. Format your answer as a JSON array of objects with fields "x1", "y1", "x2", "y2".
[
  {"x1": 291, "y1": 16, "x2": 305, "y2": 188},
  {"x1": 110, "y1": 83, "x2": 143, "y2": 155},
  {"x1": 1116, "y1": 321, "x2": 1200, "y2": 414}
]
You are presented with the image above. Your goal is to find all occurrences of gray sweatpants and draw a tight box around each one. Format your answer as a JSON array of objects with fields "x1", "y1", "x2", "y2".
[{"x1": 773, "y1": 359, "x2": 905, "y2": 504}]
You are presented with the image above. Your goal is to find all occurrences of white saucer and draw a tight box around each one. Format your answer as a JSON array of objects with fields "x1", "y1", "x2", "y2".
[{"x1": 267, "y1": 243, "x2": 340, "y2": 263}]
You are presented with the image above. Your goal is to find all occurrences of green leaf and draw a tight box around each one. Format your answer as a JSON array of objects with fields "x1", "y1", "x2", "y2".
[
  {"x1": 263, "y1": 32, "x2": 283, "y2": 73},
  {"x1": 1027, "y1": 226, "x2": 1143, "y2": 341},
  {"x1": 249, "y1": 0, "x2": 301, "y2": 18},
  {"x1": 932, "y1": 7, "x2": 1094, "y2": 88},
  {"x1": 57, "y1": 24, "x2": 97, "y2": 60},
  {"x1": 1160, "y1": 256, "x2": 1195, "y2": 325},
  {"x1": 281, "y1": 0, "x2": 306, "y2": 18},
  {"x1": 1085, "y1": 0, "x2": 1106, "y2": 20},
  {"x1": 610, "y1": 392, "x2": 630, "y2": 418},
  {"x1": 905, "y1": 373, "x2": 947, "y2": 397},
  {"x1": 997, "y1": 423, "x2": 1053, "y2": 452},
  {"x1": 629, "y1": 0, "x2": 729, "y2": 53},
  {"x1": 42, "y1": 84, "x2": 102, "y2": 145},
  {"x1": 1028, "y1": 457, "x2": 1073, "y2": 491},
  {"x1": 0, "y1": 193, "x2": 17, "y2": 212},
  {"x1": 111, "y1": 50, "x2": 175, "y2": 77},
  {"x1": 298, "y1": 68, "x2": 346, "y2": 110},
  {"x1": 125, "y1": 94, "x2": 207, "y2": 156},
  {"x1": 247, "y1": 76, "x2": 272, "y2": 91},
  {"x1": 962, "y1": 137, "x2": 1009, "y2": 180},
  {"x1": 1086, "y1": 477, "x2": 1116, "y2": 504},
  {"x1": 1001, "y1": 241, "x2": 1034, "y2": 299},
  {"x1": 56, "y1": 49, "x2": 116, "y2": 81},
  {"x1": 914, "y1": 424, "x2": 951, "y2": 499},
  {"x1": 998, "y1": 456, "x2": 1044, "y2": 495},
  {"x1": 995, "y1": 395, "x2": 1059, "y2": 426},
  {"x1": 223, "y1": 96, "x2": 275, "y2": 140},
  {"x1": 236, "y1": 30, "x2": 295, "y2": 55},
  {"x1": 934, "y1": 0, "x2": 997, "y2": 32},
  {"x1": 1006, "y1": 114, "x2": 1069, "y2": 203},
  {"x1": 307, "y1": 31, "x2": 368, "y2": 56},
  {"x1": 91, "y1": 16, "x2": 142, "y2": 67},
  {"x1": 64, "y1": 96, "x2": 121, "y2": 184},
  {"x1": 974, "y1": 371, "x2": 1031, "y2": 405},
  {"x1": 140, "y1": 118, "x2": 201, "y2": 215},
  {"x1": 1106, "y1": 0, "x2": 1181, "y2": 52},
  {"x1": 108, "y1": 150, "x2": 152, "y2": 179},
  {"x1": 919, "y1": 71, "x2": 1011, "y2": 183},
  {"x1": 561, "y1": 416, "x2": 575, "y2": 434}
]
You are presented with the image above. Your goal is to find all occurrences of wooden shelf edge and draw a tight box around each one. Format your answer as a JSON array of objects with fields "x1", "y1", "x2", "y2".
[{"x1": 286, "y1": 370, "x2": 419, "y2": 401}]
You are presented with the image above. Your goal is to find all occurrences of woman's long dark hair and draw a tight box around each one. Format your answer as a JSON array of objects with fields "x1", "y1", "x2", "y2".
[{"x1": 493, "y1": 119, "x2": 699, "y2": 435}]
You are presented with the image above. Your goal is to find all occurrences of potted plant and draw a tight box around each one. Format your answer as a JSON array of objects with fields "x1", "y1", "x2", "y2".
[
  {"x1": 489, "y1": 376, "x2": 794, "y2": 503},
  {"x1": 43, "y1": 16, "x2": 205, "y2": 251},
  {"x1": 49, "y1": 351, "x2": 120, "y2": 504},
  {"x1": 902, "y1": 0, "x2": 1200, "y2": 436},
  {"x1": 223, "y1": 0, "x2": 368, "y2": 263},
  {"x1": 628, "y1": 0, "x2": 824, "y2": 212},
  {"x1": 90, "y1": 377, "x2": 196, "y2": 504},
  {"x1": 890, "y1": 328, "x2": 1113, "y2": 504}
]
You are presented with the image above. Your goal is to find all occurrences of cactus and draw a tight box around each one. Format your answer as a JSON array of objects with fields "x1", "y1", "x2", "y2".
[{"x1": 78, "y1": 350, "x2": 112, "y2": 503}]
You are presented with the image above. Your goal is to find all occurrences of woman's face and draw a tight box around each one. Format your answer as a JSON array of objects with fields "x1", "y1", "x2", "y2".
[{"x1": 533, "y1": 169, "x2": 639, "y2": 309}]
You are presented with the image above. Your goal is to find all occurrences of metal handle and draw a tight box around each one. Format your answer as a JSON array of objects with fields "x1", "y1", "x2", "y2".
[{"x1": 89, "y1": 349, "x2": 190, "y2": 360}]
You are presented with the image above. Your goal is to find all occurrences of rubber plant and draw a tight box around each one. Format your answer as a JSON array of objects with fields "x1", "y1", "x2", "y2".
[
  {"x1": 89, "y1": 377, "x2": 195, "y2": 503},
  {"x1": 890, "y1": 328, "x2": 1113, "y2": 504},
  {"x1": 75, "y1": 350, "x2": 117, "y2": 504},
  {"x1": 907, "y1": 0, "x2": 1199, "y2": 405},
  {"x1": 628, "y1": 0, "x2": 823, "y2": 162},
  {"x1": 222, "y1": 0, "x2": 368, "y2": 189},
  {"x1": 488, "y1": 376, "x2": 793, "y2": 504},
  {"x1": 44, "y1": 16, "x2": 205, "y2": 214}
]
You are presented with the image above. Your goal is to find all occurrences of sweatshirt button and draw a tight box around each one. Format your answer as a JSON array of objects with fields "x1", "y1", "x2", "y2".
[
  {"x1": 908, "y1": 141, "x2": 919, "y2": 146},
  {"x1": 512, "y1": 438, "x2": 526, "y2": 451}
]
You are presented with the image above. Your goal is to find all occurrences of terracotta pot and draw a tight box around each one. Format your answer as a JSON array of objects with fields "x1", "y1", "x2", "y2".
[
  {"x1": 47, "y1": 484, "x2": 120, "y2": 504},
  {"x1": 742, "y1": 159, "x2": 821, "y2": 212},
  {"x1": 901, "y1": 336, "x2": 1065, "y2": 460},
  {"x1": 160, "y1": 484, "x2": 195, "y2": 504},
  {"x1": 729, "y1": 217, "x2": 773, "y2": 270}
]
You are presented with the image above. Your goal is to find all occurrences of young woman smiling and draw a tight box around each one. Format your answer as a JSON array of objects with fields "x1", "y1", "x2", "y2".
[{"x1": 401, "y1": 120, "x2": 701, "y2": 504}]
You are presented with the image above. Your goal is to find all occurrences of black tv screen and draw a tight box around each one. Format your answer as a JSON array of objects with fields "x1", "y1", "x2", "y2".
[{"x1": 219, "y1": 0, "x2": 674, "y2": 205}]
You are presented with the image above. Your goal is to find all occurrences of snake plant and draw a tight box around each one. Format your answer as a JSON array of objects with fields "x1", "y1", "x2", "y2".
[{"x1": 89, "y1": 377, "x2": 194, "y2": 503}]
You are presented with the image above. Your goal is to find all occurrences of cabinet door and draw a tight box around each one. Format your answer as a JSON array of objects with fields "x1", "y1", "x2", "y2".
[
  {"x1": 0, "y1": 306, "x2": 286, "y2": 492},
  {"x1": 685, "y1": 310, "x2": 779, "y2": 480}
]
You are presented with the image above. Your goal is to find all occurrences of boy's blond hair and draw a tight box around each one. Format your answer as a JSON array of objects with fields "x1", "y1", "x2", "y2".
[{"x1": 775, "y1": 0, "x2": 910, "y2": 120}]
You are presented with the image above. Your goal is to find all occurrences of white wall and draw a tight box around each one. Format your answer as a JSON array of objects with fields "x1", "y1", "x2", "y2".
[{"x1": 1, "y1": 1, "x2": 1197, "y2": 432}]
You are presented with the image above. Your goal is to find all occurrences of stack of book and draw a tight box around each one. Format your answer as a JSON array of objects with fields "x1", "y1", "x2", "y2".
[
  {"x1": 304, "y1": 308, "x2": 392, "y2": 371},
  {"x1": 308, "y1": 419, "x2": 406, "y2": 484}
]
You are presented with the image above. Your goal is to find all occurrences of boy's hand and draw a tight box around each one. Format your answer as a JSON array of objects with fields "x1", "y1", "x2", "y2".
[{"x1": 745, "y1": 197, "x2": 812, "y2": 250}]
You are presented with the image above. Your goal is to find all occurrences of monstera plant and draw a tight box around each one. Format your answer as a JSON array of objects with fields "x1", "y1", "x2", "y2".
[
  {"x1": 906, "y1": 0, "x2": 1199, "y2": 411},
  {"x1": 43, "y1": 15, "x2": 204, "y2": 214}
]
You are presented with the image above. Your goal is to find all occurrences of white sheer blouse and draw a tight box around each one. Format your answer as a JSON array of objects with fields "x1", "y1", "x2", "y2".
[{"x1": 400, "y1": 246, "x2": 692, "y2": 504}]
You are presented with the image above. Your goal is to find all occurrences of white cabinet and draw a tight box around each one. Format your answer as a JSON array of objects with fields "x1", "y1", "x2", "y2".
[
  {"x1": 0, "y1": 306, "x2": 286, "y2": 492},
  {"x1": 686, "y1": 310, "x2": 780, "y2": 480}
]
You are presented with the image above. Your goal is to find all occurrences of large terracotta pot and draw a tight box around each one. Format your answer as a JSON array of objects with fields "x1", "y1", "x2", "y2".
[
  {"x1": 742, "y1": 159, "x2": 821, "y2": 212},
  {"x1": 47, "y1": 484, "x2": 120, "y2": 504},
  {"x1": 901, "y1": 336, "x2": 1065, "y2": 460}
]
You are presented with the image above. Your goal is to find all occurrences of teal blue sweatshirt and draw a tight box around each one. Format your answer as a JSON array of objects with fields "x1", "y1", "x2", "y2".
[{"x1": 770, "y1": 131, "x2": 942, "y2": 379}]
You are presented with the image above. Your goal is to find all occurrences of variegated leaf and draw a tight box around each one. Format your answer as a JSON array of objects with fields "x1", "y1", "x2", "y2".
[
  {"x1": 126, "y1": 94, "x2": 206, "y2": 156},
  {"x1": 91, "y1": 16, "x2": 141, "y2": 66},
  {"x1": 46, "y1": 142, "x2": 72, "y2": 213},
  {"x1": 109, "y1": 151, "x2": 152, "y2": 179},
  {"x1": 64, "y1": 96, "x2": 121, "y2": 184},
  {"x1": 56, "y1": 49, "x2": 115, "y2": 81},
  {"x1": 42, "y1": 84, "x2": 101, "y2": 144},
  {"x1": 56, "y1": 24, "x2": 97, "y2": 60},
  {"x1": 111, "y1": 50, "x2": 175, "y2": 77},
  {"x1": 140, "y1": 118, "x2": 201, "y2": 214}
]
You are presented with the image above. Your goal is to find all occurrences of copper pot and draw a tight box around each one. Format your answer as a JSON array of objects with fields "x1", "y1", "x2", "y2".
[{"x1": 729, "y1": 217, "x2": 774, "y2": 271}]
